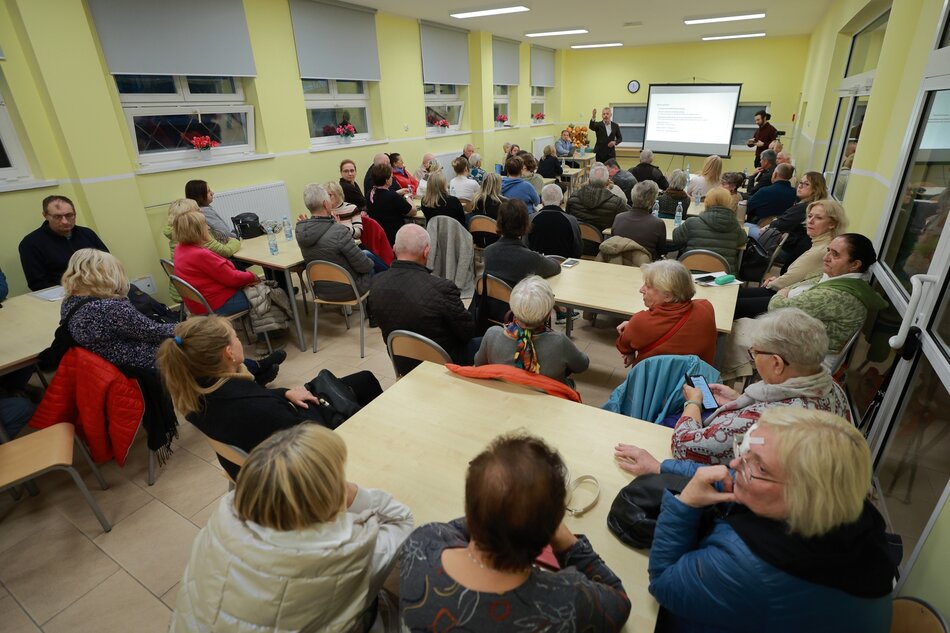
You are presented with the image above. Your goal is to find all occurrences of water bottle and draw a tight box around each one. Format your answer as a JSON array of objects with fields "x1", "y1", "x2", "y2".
[
  {"x1": 674, "y1": 202, "x2": 683, "y2": 227},
  {"x1": 267, "y1": 229, "x2": 278, "y2": 255},
  {"x1": 652, "y1": 201, "x2": 660, "y2": 217},
  {"x1": 694, "y1": 193, "x2": 702, "y2": 207},
  {"x1": 685, "y1": 164, "x2": 691, "y2": 179},
  {"x1": 282, "y1": 216, "x2": 293, "y2": 241}
]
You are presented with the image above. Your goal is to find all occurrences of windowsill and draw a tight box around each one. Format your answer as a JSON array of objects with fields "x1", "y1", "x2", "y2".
[
  {"x1": 0, "y1": 178, "x2": 60, "y2": 193},
  {"x1": 490, "y1": 124, "x2": 530, "y2": 131},
  {"x1": 135, "y1": 152, "x2": 275, "y2": 175},
  {"x1": 309, "y1": 138, "x2": 389, "y2": 153},
  {"x1": 425, "y1": 129, "x2": 471, "y2": 139}
]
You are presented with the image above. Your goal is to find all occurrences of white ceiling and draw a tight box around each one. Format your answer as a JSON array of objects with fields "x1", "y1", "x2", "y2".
[{"x1": 350, "y1": 0, "x2": 830, "y2": 48}]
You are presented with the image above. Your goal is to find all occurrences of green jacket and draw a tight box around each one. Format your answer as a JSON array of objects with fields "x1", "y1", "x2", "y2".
[
  {"x1": 163, "y1": 224, "x2": 242, "y2": 302},
  {"x1": 769, "y1": 275, "x2": 888, "y2": 352},
  {"x1": 670, "y1": 206, "x2": 746, "y2": 273}
]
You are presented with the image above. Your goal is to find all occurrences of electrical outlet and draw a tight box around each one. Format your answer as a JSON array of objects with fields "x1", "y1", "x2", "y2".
[{"x1": 132, "y1": 274, "x2": 156, "y2": 295}]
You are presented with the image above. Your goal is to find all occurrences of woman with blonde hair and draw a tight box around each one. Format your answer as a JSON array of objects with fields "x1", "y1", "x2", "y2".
[
  {"x1": 769, "y1": 171, "x2": 829, "y2": 267},
  {"x1": 472, "y1": 172, "x2": 505, "y2": 219},
  {"x1": 324, "y1": 180, "x2": 363, "y2": 240},
  {"x1": 163, "y1": 198, "x2": 242, "y2": 302},
  {"x1": 639, "y1": 407, "x2": 895, "y2": 631},
  {"x1": 686, "y1": 155, "x2": 723, "y2": 199},
  {"x1": 157, "y1": 315, "x2": 381, "y2": 479},
  {"x1": 171, "y1": 424, "x2": 413, "y2": 633},
  {"x1": 420, "y1": 170, "x2": 465, "y2": 225}
]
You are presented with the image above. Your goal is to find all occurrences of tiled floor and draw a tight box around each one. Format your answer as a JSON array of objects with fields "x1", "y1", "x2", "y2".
[{"x1": 0, "y1": 301, "x2": 630, "y2": 631}]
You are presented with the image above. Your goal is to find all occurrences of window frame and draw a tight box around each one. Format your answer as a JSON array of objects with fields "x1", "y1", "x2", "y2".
[
  {"x1": 302, "y1": 78, "x2": 373, "y2": 147},
  {"x1": 116, "y1": 75, "x2": 244, "y2": 105},
  {"x1": 493, "y1": 84, "x2": 510, "y2": 125},
  {"x1": 0, "y1": 88, "x2": 32, "y2": 182},
  {"x1": 731, "y1": 102, "x2": 770, "y2": 152},
  {"x1": 613, "y1": 104, "x2": 647, "y2": 146},
  {"x1": 423, "y1": 83, "x2": 465, "y2": 132},
  {"x1": 531, "y1": 86, "x2": 546, "y2": 125}
]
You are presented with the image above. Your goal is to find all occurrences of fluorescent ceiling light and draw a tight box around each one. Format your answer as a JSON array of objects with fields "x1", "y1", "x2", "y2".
[
  {"x1": 526, "y1": 28, "x2": 588, "y2": 37},
  {"x1": 702, "y1": 32, "x2": 766, "y2": 41},
  {"x1": 450, "y1": 5, "x2": 529, "y2": 18},
  {"x1": 685, "y1": 12, "x2": 765, "y2": 25},
  {"x1": 571, "y1": 42, "x2": 623, "y2": 49}
]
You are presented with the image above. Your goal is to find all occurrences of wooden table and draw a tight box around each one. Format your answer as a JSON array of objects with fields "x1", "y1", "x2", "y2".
[
  {"x1": 337, "y1": 362, "x2": 673, "y2": 633},
  {"x1": 0, "y1": 292, "x2": 63, "y2": 375},
  {"x1": 546, "y1": 259, "x2": 738, "y2": 335},
  {"x1": 572, "y1": 153, "x2": 596, "y2": 178},
  {"x1": 232, "y1": 235, "x2": 307, "y2": 351},
  {"x1": 560, "y1": 166, "x2": 583, "y2": 194}
]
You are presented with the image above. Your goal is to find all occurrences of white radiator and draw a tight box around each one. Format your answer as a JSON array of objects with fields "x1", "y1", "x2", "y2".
[
  {"x1": 432, "y1": 151, "x2": 463, "y2": 174},
  {"x1": 532, "y1": 136, "x2": 554, "y2": 158},
  {"x1": 212, "y1": 182, "x2": 293, "y2": 227}
]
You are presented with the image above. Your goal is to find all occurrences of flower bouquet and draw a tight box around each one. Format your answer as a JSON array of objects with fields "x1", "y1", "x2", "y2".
[
  {"x1": 189, "y1": 135, "x2": 220, "y2": 160},
  {"x1": 336, "y1": 123, "x2": 356, "y2": 144},
  {"x1": 566, "y1": 124, "x2": 590, "y2": 153},
  {"x1": 495, "y1": 113, "x2": 508, "y2": 128},
  {"x1": 533, "y1": 112, "x2": 546, "y2": 123},
  {"x1": 433, "y1": 118, "x2": 450, "y2": 133}
]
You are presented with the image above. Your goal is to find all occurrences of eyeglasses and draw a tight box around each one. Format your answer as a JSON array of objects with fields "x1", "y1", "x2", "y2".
[
  {"x1": 796, "y1": 182, "x2": 811, "y2": 188},
  {"x1": 747, "y1": 348, "x2": 788, "y2": 364},
  {"x1": 47, "y1": 213, "x2": 76, "y2": 222},
  {"x1": 733, "y1": 435, "x2": 784, "y2": 485}
]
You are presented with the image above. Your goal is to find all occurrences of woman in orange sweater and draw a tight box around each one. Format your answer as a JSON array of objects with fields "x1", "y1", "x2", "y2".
[{"x1": 616, "y1": 260, "x2": 717, "y2": 366}]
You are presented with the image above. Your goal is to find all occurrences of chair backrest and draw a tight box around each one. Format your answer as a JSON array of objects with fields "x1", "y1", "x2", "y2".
[
  {"x1": 0, "y1": 422, "x2": 75, "y2": 488},
  {"x1": 460, "y1": 199, "x2": 475, "y2": 213},
  {"x1": 169, "y1": 275, "x2": 214, "y2": 314},
  {"x1": 757, "y1": 215, "x2": 778, "y2": 228},
  {"x1": 678, "y1": 249, "x2": 731, "y2": 274},
  {"x1": 204, "y1": 437, "x2": 249, "y2": 483},
  {"x1": 475, "y1": 273, "x2": 513, "y2": 304},
  {"x1": 577, "y1": 221, "x2": 604, "y2": 260},
  {"x1": 891, "y1": 597, "x2": 948, "y2": 633},
  {"x1": 760, "y1": 232, "x2": 790, "y2": 283},
  {"x1": 822, "y1": 327, "x2": 861, "y2": 375},
  {"x1": 159, "y1": 258, "x2": 175, "y2": 280},
  {"x1": 387, "y1": 330, "x2": 453, "y2": 378},
  {"x1": 306, "y1": 260, "x2": 363, "y2": 302}
]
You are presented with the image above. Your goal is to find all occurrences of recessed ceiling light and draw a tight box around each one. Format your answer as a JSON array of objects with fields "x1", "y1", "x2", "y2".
[
  {"x1": 526, "y1": 28, "x2": 589, "y2": 38},
  {"x1": 571, "y1": 42, "x2": 623, "y2": 49},
  {"x1": 450, "y1": 5, "x2": 529, "y2": 19},
  {"x1": 685, "y1": 12, "x2": 766, "y2": 25},
  {"x1": 702, "y1": 32, "x2": 766, "y2": 41}
]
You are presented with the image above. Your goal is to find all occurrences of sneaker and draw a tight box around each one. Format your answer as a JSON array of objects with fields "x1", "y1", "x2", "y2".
[
  {"x1": 253, "y1": 349, "x2": 286, "y2": 386},
  {"x1": 555, "y1": 310, "x2": 580, "y2": 324}
]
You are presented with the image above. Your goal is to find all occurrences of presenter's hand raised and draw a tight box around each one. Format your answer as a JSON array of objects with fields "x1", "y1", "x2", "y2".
[{"x1": 592, "y1": 108, "x2": 597, "y2": 119}]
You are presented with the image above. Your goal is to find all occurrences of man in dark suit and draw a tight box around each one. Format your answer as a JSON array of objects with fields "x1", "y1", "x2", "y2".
[{"x1": 589, "y1": 106, "x2": 622, "y2": 162}]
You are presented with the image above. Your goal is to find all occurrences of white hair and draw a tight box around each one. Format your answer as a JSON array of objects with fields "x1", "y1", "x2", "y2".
[
  {"x1": 668, "y1": 169, "x2": 689, "y2": 190},
  {"x1": 303, "y1": 183, "x2": 329, "y2": 212},
  {"x1": 540, "y1": 184, "x2": 563, "y2": 206},
  {"x1": 752, "y1": 308, "x2": 828, "y2": 369},
  {"x1": 469, "y1": 153, "x2": 482, "y2": 168},
  {"x1": 631, "y1": 180, "x2": 659, "y2": 209},
  {"x1": 510, "y1": 275, "x2": 555, "y2": 327},
  {"x1": 589, "y1": 164, "x2": 609, "y2": 186},
  {"x1": 640, "y1": 149, "x2": 654, "y2": 163}
]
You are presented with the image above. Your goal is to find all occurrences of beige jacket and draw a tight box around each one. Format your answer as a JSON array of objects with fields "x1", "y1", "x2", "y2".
[
  {"x1": 170, "y1": 488, "x2": 413, "y2": 633},
  {"x1": 767, "y1": 232, "x2": 832, "y2": 290},
  {"x1": 242, "y1": 282, "x2": 292, "y2": 334},
  {"x1": 596, "y1": 235, "x2": 652, "y2": 267}
]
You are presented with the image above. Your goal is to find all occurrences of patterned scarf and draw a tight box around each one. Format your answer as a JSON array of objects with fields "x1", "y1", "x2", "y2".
[{"x1": 503, "y1": 319, "x2": 543, "y2": 374}]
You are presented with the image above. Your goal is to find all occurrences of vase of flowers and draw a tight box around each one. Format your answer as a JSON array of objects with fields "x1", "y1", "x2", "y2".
[
  {"x1": 566, "y1": 124, "x2": 590, "y2": 155},
  {"x1": 495, "y1": 114, "x2": 508, "y2": 128},
  {"x1": 336, "y1": 123, "x2": 356, "y2": 144},
  {"x1": 189, "y1": 135, "x2": 220, "y2": 160},
  {"x1": 433, "y1": 119, "x2": 450, "y2": 133},
  {"x1": 533, "y1": 112, "x2": 546, "y2": 124}
]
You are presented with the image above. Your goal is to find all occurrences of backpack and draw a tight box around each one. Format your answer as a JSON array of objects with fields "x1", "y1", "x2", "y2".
[
  {"x1": 231, "y1": 212, "x2": 266, "y2": 239},
  {"x1": 128, "y1": 284, "x2": 180, "y2": 324},
  {"x1": 738, "y1": 226, "x2": 784, "y2": 282}
]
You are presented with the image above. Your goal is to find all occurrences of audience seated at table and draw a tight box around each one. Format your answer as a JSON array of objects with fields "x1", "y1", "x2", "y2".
[
  {"x1": 366, "y1": 163, "x2": 415, "y2": 244},
  {"x1": 449, "y1": 157, "x2": 480, "y2": 202},
  {"x1": 519, "y1": 152, "x2": 545, "y2": 195},
  {"x1": 185, "y1": 179, "x2": 237, "y2": 243},
  {"x1": 746, "y1": 149, "x2": 776, "y2": 197},
  {"x1": 719, "y1": 172, "x2": 745, "y2": 212},
  {"x1": 323, "y1": 180, "x2": 363, "y2": 241},
  {"x1": 537, "y1": 145, "x2": 563, "y2": 181},
  {"x1": 507, "y1": 143, "x2": 521, "y2": 158},
  {"x1": 158, "y1": 316, "x2": 381, "y2": 479},
  {"x1": 420, "y1": 171, "x2": 466, "y2": 226},
  {"x1": 615, "y1": 260, "x2": 717, "y2": 367},
  {"x1": 685, "y1": 155, "x2": 722, "y2": 200},
  {"x1": 500, "y1": 156, "x2": 540, "y2": 208},
  {"x1": 669, "y1": 187, "x2": 747, "y2": 273},
  {"x1": 629, "y1": 149, "x2": 670, "y2": 191},
  {"x1": 472, "y1": 172, "x2": 505, "y2": 219},
  {"x1": 605, "y1": 158, "x2": 636, "y2": 204},
  {"x1": 170, "y1": 423, "x2": 412, "y2": 633},
  {"x1": 363, "y1": 153, "x2": 402, "y2": 197},
  {"x1": 163, "y1": 199, "x2": 241, "y2": 302},
  {"x1": 413, "y1": 153, "x2": 435, "y2": 182},
  {"x1": 746, "y1": 163, "x2": 797, "y2": 225},
  {"x1": 18, "y1": 195, "x2": 109, "y2": 292},
  {"x1": 770, "y1": 171, "x2": 829, "y2": 267},
  {"x1": 389, "y1": 152, "x2": 419, "y2": 194},
  {"x1": 475, "y1": 275, "x2": 589, "y2": 385},
  {"x1": 369, "y1": 224, "x2": 477, "y2": 368},
  {"x1": 0, "y1": 267, "x2": 37, "y2": 440},
  {"x1": 483, "y1": 199, "x2": 561, "y2": 287},
  {"x1": 339, "y1": 158, "x2": 367, "y2": 210},
  {"x1": 528, "y1": 184, "x2": 582, "y2": 259},
  {"x1": 611, "y1": 180, "x2": 666, "y2": 260},
  {"x1": 415, "y1": 158, "x2": 441, "y2": 198},
  {"x1": 468, "y1": 153, "x2": 486, "y2": 184},
  {"x1": 617, "y1": 308, "x2": 850, "y2": 467},
  {"x1": 400, "y1": 432, "x2": 631, "y2": 632},
  {"x1": 567, "y1": 163, "x2": 630, "y2": 231},
  {"x1": 555, "y1": 129, "x2": 575, "y2": 158},
  {"x1": 633, "y1": 408, "x2": 896, "y2": 632},
  {"x1": 655, "y1": 170, "x2": 691, "y2": 219}
]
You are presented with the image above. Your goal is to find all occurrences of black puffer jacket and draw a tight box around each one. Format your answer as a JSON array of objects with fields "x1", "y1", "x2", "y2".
[{"x1": 670, "y1": 206, "x2": 747, "y2": 273}]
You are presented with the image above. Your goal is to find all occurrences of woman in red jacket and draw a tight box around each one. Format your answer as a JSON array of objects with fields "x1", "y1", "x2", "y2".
[
  {"x1": 389, "y1": 152, "x2": 419, "y2": 195},
  {"x1": 171, "y1": 210, "x2": 259, "y2": 315}
]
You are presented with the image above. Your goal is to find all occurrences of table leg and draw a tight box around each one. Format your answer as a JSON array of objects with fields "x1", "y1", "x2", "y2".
[
  {"x1": 565, "y1": 306, "x2": 574, "y2": 338},
  {"x1": 284, "y1": 268, "x2": 306, "y2": 351}
]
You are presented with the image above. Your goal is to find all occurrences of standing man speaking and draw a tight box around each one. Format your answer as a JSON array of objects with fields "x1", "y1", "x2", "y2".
[
  {"x1": 589, "y1": 106, "x2": 622, "y2": 162},
  {"x1": 746, "y1": 109, "x2": 777, "y2": 168}
]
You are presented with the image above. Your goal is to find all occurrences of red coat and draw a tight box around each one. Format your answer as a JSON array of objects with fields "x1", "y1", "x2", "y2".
[
  {"x1": 616, "y1": 299, "x2": 717, "y2": 366},
  {"x1": 360, "y1": 213, "x2": 394, "y2": 266},
  {"x1": 174, "y1": 243, "x2": 256, "y2": 313},
  {"x1": 392, "y1": 167, "x2": 419, "y2": 194},
  {"x1": 30, "y1": 347, "x2": 144, "y2": 465},
  {"x1": 446, "y1": 363, "x2": 582, "y2": 402}
]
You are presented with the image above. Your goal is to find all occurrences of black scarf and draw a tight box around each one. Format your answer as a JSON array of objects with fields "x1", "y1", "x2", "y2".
[{"x1": 725, "y1": 500, "x2": 896, "y2": 598}]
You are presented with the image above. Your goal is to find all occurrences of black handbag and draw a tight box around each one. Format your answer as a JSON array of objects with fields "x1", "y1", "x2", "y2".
[
  {"x1": 231, "y1": 212, "x2": 266, "y2": 239},
  {"x1": 304, "y1": 369, "x2": 361, "y2": 429},
  {"x1": 37, "y1": 297, "x2": 96, "y2": 371},
  {"x1": 606, "y1": 473, "x2": 693, "y2": 549}
]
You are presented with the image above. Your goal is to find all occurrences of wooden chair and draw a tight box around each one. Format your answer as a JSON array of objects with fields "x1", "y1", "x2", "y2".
[
  {"x1": 759, "y1": 232, "x2": 789, "y2": 285},
  {"x1": 474, "y1": 274, "x2": 513, "y2": 327},
  {"x1": 306, "y1": 260, "x2": 370, "y2": 358},
  {"x1": 0, "y1": 423, "x2": 111, "y2": 532},
  {"x1": 468, "y1": 215, "x2": 499, "y2": 259},
  {"x1": 577, "y1": 221, "x2": 604, "y2": 260},
  {"x1": 203, "y1": 436, "x2": 248, "y2": 490},
  {"x1": 169, "y1": 275, "x2": 271, "y2": 353},
  {"x1": 460, "y1": 199, "x2": 475, "y2": 214},
  {"x1": 679, "y1": 249, "x2": 731, "y2": 274},
  {"x1": 891, "y1": 597, "x2": 948, "y2": 633},
  {"x1": 386, "y1": 330, "x2": 453, "y2": 379}
]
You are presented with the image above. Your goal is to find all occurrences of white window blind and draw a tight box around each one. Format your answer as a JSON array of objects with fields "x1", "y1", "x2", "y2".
[
  {"x1": 531, "y1": 46, "x2": 555, "y2": 88},
  {"x1": 290, "y1": 0, "x2": 380, "y2": 81},
  {"x1": 87, "y1": 0, "x2": 256, "y2": 77},
  {"x1": 492, "y1": 38, "x2": 520, "y2": 86},
  {"x1": 420, "y1": 22, "x2": 470, "y2": 85}
]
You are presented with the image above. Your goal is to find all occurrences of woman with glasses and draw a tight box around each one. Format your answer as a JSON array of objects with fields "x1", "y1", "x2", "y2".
[
  {"x1": 614, "y1": 308, "x2": 850, "y2": 467},
  {"x1": 338, "y1": 159, "x2": 367, "y2": 210},
  {"x1": 644, "y1": 407, "x2": 895, "y2": 632},
  {"x1": 768, "y1": 171, "x2": 828, "y2": 267}
]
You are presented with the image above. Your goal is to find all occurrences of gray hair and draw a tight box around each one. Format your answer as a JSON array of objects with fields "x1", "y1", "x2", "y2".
[
  {"x1": 774, "y1": 163, "x2": 795, "y2": 180},
  {"x1": 752, "y1": 308, "x2": 828, "y2": 370},
  {"x1": 393, "y1": 223, "x2": 430, "y2": 257},
  {"x1": 640, "y1": 149, "x2": 654, "y2": 163},
  {"x1": 510, "y1": 275, "x2": 555, "y2": 328},
  {"x1": 761, "y1": 149, "x2": 776, "y2": 165},
  {"x1": 640, "y1": 260, "x2": 695, "y2": 303},
  {"x1": 469, "y1": 153, "x2": 482, "y2": 169},
  {"x1": 589, "y1": 164, "x2": 609, "y2": 186},
  {"x1": 604, "y1": 158, "x2": 620, "y2": 170},
  {"x1": 540, "y1": 184, "x2": 563, "y2": 206},
  {"x1": 631, "y1": 180, "x2": 660, "y2": 209},
  {"x1": 303, "y1": 183, "x2": 329, "y2": 212},
  {"x1": 668, "y1": 169, "x2": 689, "y2": 190}
]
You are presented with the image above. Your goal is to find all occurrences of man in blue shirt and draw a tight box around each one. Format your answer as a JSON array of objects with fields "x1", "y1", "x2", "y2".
[{"x1": 746, "y1": 163, "x2": 797, "y2": 225}]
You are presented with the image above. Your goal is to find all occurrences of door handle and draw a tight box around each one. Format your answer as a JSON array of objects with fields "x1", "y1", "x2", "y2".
[{"x1": 889, "y1": 274, "x2": 938, "y2": 349}]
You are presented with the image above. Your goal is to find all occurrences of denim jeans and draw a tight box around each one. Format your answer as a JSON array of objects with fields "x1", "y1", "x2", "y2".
[
  {"x1": 0, "y1": 397, "x2": 35, "y2": 439},
  {"x1": 216, "y1": 290, "x2": 250, "y2": 316}
]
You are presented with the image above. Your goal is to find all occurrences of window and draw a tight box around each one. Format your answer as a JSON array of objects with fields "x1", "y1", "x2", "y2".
[
  {"x1": 731, "y1": 103, "x2": 770, "y2": 150},
  {"x1": 846, "y1": 10, "x2": 889, "y2": 77},
  {"x1": 531, "y1": 86, "x2": 546, "y2": 124},
  {"x1": 0, "y1": 82, "x2": 32, "y2": 182},
  {"x1": 493, "y1": 85, "x2": 509, "y2": 125},
  {"x1": 116, "y1": 74, "x2": 253, "y2": 163},
  {"x1": 424, "y1": 83, "x2": 464, "y2": 131},
  {"x1": 302, "y1": 79, "x2": 372, "y2": 145},
  {"x1": 823, "y1": 98, "x2": 851, "y2": 175},
  {"x1": 613, "y1": 105, "x2": 647, "y2": 144}
]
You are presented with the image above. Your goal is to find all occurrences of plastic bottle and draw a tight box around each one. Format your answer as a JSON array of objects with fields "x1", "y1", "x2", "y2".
[
  {"x1": 267, "y1": 229, "x2": 278, "y2": 255},
  {"x1": 694, "y1": 193, "x2": 702, "y2": 207},
  {"x1": 685, "y1": 164, "x2": 691, "y2": 179},
  {"x1": 652, "y1": 201, "x2": 660, "y2": 217},
  {"x1": 282, "y1": 216, "x2": 293, "y2": 241},
  {"x1": 674, "y1": 202, "x2": 683, "y2": 227}
]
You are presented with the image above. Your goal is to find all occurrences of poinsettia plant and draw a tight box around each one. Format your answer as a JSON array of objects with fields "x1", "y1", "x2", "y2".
[
  {"x1": 495, "y1": 113, "x2": 508, "y2": 123},
  {"x1": 533, "y1": 112, "x2": 545, "y2": 121},
  {"x1": 434, "y1": 118, "x2": 450, "y2": 128},
  {"x1": 336, "y1": 123, "x2": 356, "y2": 138},
  {"x1": 189, "y1": 135, "x2": 220, "y2": 151}
]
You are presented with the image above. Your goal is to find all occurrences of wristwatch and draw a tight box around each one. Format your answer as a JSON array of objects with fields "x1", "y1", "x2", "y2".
[{"x1": 683, "y1": 399, "x2": 703, "y2": 410}]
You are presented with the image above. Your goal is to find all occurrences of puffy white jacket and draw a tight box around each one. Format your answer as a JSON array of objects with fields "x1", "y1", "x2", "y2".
[{"x1": 170, "y1": 487, "x2": 413, "y2": 633}]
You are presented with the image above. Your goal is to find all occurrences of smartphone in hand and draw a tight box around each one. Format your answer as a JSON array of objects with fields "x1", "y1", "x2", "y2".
[{"x1": 685, "y1": 374, "x2": 718, "y2": 410}]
